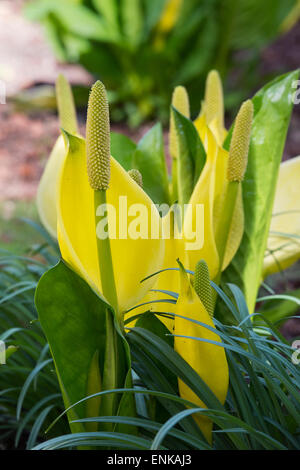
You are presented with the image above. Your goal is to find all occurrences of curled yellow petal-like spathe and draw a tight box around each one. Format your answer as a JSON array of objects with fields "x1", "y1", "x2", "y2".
[
  {"x1": 183, "y1": 128, "x2": 220, "y2": 279},
  {"x1": 125, "y1": 213, "x2": 184, "y2": 332},
  {"x1": 37, "y1": 74, "x2": 78, "y2": 239},
  {"x1": 37, "y1": 135, "x2": 66, "y2": 239},
  {"x1": 263, "y1": 155, "x2": 300, "y2": 278},
  {"x1": 56, "y1": 74, "x2": 78, "y2": 135},
  {"x1": 57, "y1": 133, "x2": 165, "y2": 313},
  {"x1": 174, "y1": 266, "x2": 229, "y2": 443}
]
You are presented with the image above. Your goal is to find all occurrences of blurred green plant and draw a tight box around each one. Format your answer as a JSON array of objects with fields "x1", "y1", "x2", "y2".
[{"x1": 24, "y1": 0, "x2": 299, "y2": 125}]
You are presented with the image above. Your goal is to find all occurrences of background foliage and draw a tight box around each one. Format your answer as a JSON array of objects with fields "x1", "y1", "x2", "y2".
[{"x1": 24, "y1": 0, "x2": 298, "y2": 125}]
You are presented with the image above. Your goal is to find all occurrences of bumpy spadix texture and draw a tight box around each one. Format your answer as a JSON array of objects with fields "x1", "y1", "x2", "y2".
[
  {"x1": 56, "y1": 74, "x2": 78, "y2": 134},
  {"x1": 204, "y1": 70, "x2": 224, "y2": 131},
  {"x1": 86, "y1": 81, "x2": 110, "y2": 191},
  {"x1": 169, "y1": 86, "x2": 190, "y2": 159},
  {"x1": 128, "y1": 169, "x2": 143, "y2": 188},
  {"x1": 194, "y1": 260, "x2": 214, "y2": 318},
  {"x1": 228, "y1": 100, "x2": 253, "y2": 182}
]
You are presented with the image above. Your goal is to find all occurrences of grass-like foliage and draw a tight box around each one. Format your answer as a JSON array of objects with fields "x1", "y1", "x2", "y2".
[
  {"x1": 0, "y1": 221, "x2": 68, "y2": 449},
  {"x1": 30, "y1": 281, "x2": 300, "y2": 450}
]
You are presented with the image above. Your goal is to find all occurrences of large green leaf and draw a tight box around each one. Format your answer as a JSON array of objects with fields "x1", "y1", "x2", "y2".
[
  {"x1": 221, "y1": 70, "x2": 300, "y2": 316},
  {"x1": 223, "y1": 0, "x2": 297, "y2": 50},
  {"x1": 172, "y1": 107, "x2": 206, "y2": 206},
  {"x1": 25, "y1": 0, "x2": 116, "y2": 42},
  {"x1": 110, "y1": 132, "x2": 136, "y2": 171},
  {"x1": 35, "y1": 260, "x2": 134, "y2": 432},
  {"x1": 133, "y1": 123, "x2": 170, "y2": 205},
  {"x1": 121, "y1": 0, "x2": 144, "y2": 49},
  {"x1": 92, "y1": 0, "x2": 120, "y2": 40},
  {"x1": 136, "y1": 311, "x2": 174, "y2": 349}
]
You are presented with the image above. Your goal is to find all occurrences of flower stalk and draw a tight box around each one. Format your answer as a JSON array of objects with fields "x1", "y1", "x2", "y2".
[
  {"x1": 86, "y1": 81, "x2": 119, "y2": 316},
  {"x1": 86, "y1": 81, "x2": 120, "y2": 423}
]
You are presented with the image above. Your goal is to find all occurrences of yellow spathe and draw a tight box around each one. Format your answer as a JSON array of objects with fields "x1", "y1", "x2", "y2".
[
  {"x1": 57, "y1": 133, "x2": 165, "y2": 313},
  {"x1": 37, "y1": 135, "x2": 66, "y2": 239},
  {"x1": 174, "y1": 266, "x2": 229, "y2": 443},
  {"x1": 194, "y1": 114, "x2": 243, "y2": 272},
  {"x1": 183, "y1": 127, "x2": 220, "y2": 279},
  {"x1": 263, "y1": 155, "x2": 300, "y2": 278}
]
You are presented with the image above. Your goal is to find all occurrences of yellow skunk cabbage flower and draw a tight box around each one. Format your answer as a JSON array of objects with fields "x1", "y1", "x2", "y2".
[
  {"x1": 174, "y1": 260, "x2": 229, "y2": 443},
  {"x1": 184, "y1": 99, "x2": 253, "y2": 279},
  {"x1": 136, "y1": 127, "x2": 225, "y2": 330},
  {"x1": 215, "y1": 100, "x2": 253, "y2": 274},
  {"x1": 57, "y1": 81, "x2": 165, "y2": 314},
  {"x1": 195, "y1": 96, "x2": 253, "y2": 273},
  {"x1": 183, "y1": 127, "x2": 221, "y2": 279},
  {"x1": 193, "y1": 72, "x2": 245, "y2": 272},
  {"x1": 37, "y1": 136, "x2": 66, "y2": 238},
  {"x1": 37, "y1": 74, "x2": 78, "y2": 238},
  {"x1": 130, "y1": 89, "x2": 253, "y2": 331},
  {"x1": 263, "y1": 155, "x2": 300, "y2": 278}
]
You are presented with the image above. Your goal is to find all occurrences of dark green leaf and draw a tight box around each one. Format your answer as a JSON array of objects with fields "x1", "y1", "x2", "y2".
[
  {"x1": 221, "y1": 70, "x2": 300, "y2": 315},
  {"x1": 172, "y1": 107, "x2": 206, "y2": 205},
  {"x1": 111, "y1": 132, "x2": 136, "y2": 171},
  {"x1": 133, "y1": 123, "x2": 170, "y2": 205},
  {"x1": 35, "y1": 260, "x2": 133, "y2": 432}
]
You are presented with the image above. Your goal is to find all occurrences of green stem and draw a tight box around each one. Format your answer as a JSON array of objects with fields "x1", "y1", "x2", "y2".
[
  {"x1": 94, "y1": 190, "x2": 119, "y2": 428},
  {"x1": 100, "y1": 308, "x2": 118, "y2": 430},
  {"x1": 94, "y1": 189, "x2": 119, "y2": 317}
]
